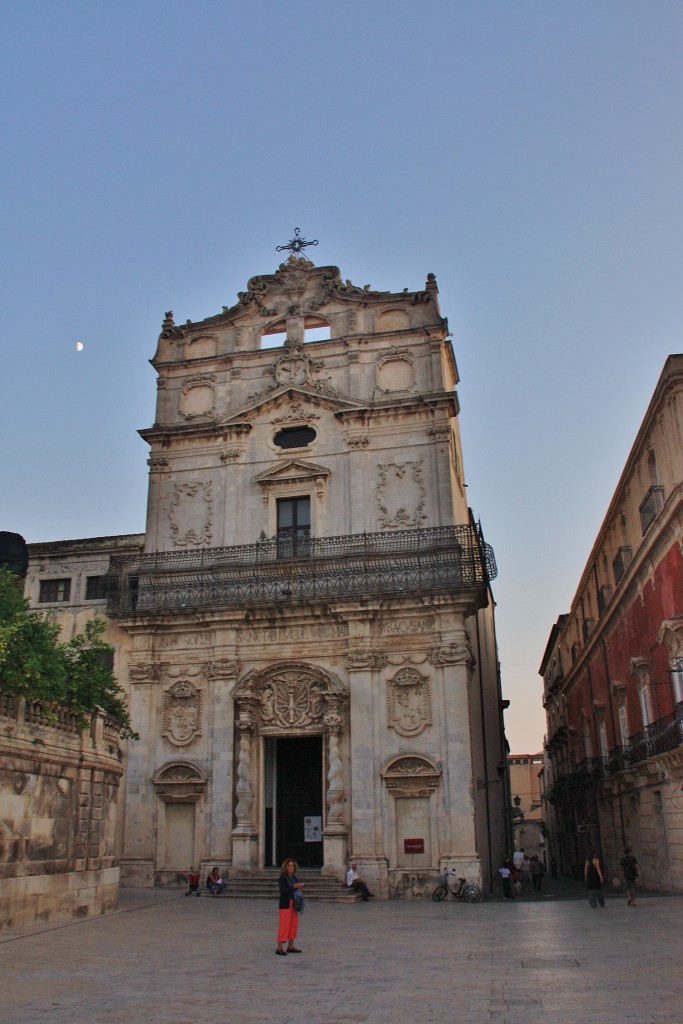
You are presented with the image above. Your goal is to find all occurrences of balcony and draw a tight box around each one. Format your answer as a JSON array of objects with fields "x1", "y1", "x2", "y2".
[
  {"x1": 639, "y1": 485, "x2": 665, "y2": 535},
  {"x1": 548, "y1": 707, "x2": 683, "y2": 799},
  {"x1": 597, "y1": 585, "x2": 612, "y2": 616},
  {"x1": 612, "y1": 546, "x2": 632, "y2": 585},
  {"x1": 106, "y1": 524, "x2": 497, "y2": 617},
  {"x1": 616, "y1": 705, "x2": 683, "y2": 769}
]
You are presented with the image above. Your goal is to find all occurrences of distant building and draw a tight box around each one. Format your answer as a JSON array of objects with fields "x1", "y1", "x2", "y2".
[
  {"x1": 541, "y1": 355, "x2": 683, "y2": 888},
  {"x1": 22, "y1": 250, "x2": 507, "y2": 896},
  {"x1": 508, "y1": 753, "x2": 545, "y2": 860}
]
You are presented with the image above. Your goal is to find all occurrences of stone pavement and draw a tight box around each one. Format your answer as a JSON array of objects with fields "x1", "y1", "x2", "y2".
[{"x1": 1, "y1": 886, "x2": 681, "y2": 1024}]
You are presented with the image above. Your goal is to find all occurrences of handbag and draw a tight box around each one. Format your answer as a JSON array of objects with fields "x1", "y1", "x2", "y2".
[{"x1": 293, "y1": 890, "x2": 304, "y2": 914}]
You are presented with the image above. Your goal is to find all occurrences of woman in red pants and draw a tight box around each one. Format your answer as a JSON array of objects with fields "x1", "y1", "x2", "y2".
[{"x1": 276, "y1": 858, "x2": 303, "y2": 955}]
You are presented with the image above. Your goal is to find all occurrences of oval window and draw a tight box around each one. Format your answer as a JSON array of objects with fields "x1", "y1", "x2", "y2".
[{"x1": 273, "y1": 426, "x2": 317, "y2": 449}]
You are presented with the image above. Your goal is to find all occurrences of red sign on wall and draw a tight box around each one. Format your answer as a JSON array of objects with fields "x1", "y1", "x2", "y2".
[{"x1": 404, "y1": 838, "x2": 424, "y2": 854}]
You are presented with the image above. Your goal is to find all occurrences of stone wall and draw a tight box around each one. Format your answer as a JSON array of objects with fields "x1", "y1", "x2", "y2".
[{"x1": 0, "y1": 693, "x2": 125, "y2": 930}]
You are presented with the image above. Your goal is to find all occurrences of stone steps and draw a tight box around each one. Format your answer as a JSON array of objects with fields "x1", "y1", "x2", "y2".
[{"x1": 222, "y1": 872, "x2": 363, "y2": 903}]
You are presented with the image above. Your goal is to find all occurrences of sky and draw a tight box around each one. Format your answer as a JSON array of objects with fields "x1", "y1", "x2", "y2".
[{"x1": 2, "y1": 1, "x2": 682, "y2": 754}]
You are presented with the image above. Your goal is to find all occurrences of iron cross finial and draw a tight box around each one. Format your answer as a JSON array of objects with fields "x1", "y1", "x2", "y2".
[{"x1": 276, "y1": 227, "x2": 319, "y2": 258}]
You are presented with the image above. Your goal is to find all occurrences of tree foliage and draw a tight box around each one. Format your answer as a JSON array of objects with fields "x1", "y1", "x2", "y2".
[{"x1": 0, "y1": 568, "x2": 135, "y2": 736}]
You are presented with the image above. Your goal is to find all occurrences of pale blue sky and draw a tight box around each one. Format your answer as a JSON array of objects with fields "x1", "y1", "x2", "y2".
[{"x1": 2, "y1": 1, "x2": 682, "y2": 752}]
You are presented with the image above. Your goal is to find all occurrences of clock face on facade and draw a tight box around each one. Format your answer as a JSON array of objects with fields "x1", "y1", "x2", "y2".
[{"x1": 275, "y1": 355, "x2": 308, "y2": 386}]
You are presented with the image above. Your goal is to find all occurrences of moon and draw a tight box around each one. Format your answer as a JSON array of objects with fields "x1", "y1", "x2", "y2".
[{"x1": 76, "y1": 342, "x2": 84, "y2": 352}]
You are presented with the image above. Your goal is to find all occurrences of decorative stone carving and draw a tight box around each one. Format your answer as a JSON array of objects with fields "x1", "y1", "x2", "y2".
[
  {"x1": 233, "y1": 663, "x2": 348, "y2": 732},
  {"x1": 179, "y1": 375, "x2": 216, "y2": 419},
  {"x1": 272, "y1": 402, "x2": 320, "y2": 424},
  {"x1": 427, "y1": 425, "x2": 451, "y2": 442},
  {"x1": 162, "y1": 680, "x2": 202, "y2": 746},
  {"x1": 261, "y1": 675, "x2": 325, "y2": 729},
  {"x1": 129, "y1": 663, "x2": 159, "y2": 683},
  {"x1": 344, "y1": 434, "x2": 370, "y2": 449},
  {"x1": 346, "y1": 650, "x2": 386, "y2": 671},
  {"x1": 234, "y1": 718, "x2": 255, "y2": 830},
  {"x1": 326, "y1": 721, "x2": 345, "y2": 826},
  {"x1": 386, "y1": 667, "x2": 432, "y2": 737},
  {"x1": 376, "y1": 461, "x2": 427, "y2": 529},
  {"x1": 376, "y1": 346, "x2": 415, "y2": 391},
  {"x1": 381, "y1": 754, "x2": 441, "y2": 797},
  {"x1": 147, "y1": 456, "x2": 169, "y2": 472},
  {"x1": 219, "y1": 449, "x2": 241, "y2": 463},
  {"x1": 206, "y1": 660, "x2": 239, "y2": 680},
  {"x1": 153, "y1": 762, "x2": 206, "y2": 803},
  {"x1": 430, "y1": 642, "x2": 474, "y2": 668},
  {"x1": 169, "y1": 481, "x2": 213, "y2": 548}
]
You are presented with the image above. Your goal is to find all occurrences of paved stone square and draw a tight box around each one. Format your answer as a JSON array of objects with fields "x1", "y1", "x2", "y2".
[{"x1": 1, "y1": 888, "x2": 681, "y2": 1024}]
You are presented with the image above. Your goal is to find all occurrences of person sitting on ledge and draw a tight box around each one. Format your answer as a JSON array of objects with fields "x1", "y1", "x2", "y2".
[
  {"x1": 206, "y1": 866, "x2": 225, "y2": 897},
  {"x1": 346, "y1": 862, "x2": 373, "y2": 900}
]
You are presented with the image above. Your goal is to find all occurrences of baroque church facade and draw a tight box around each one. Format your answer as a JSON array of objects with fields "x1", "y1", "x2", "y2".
[{"x1": 25, "y1": 249, "x2": 507, "y2": 897}]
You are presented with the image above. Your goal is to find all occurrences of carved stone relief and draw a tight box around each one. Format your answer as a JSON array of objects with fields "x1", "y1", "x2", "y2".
[
  {"x1": 386, "y1": 667, "x2": 432, "y2": 737},
  {"x1": 272, "y1": 402, "x2": 320, "y2": 424},
  {"x1": 233, "y1": 663, "x2": 348, "y2": 731},
  {"x1": 153, "y1": 761, "x2": 206, "y2": 803},
  {"x1": 376, "y1": 347, "x2": 415, "y2": 393},
  {"x1": 346, "y1": 650, "x2": 387, "y2": 671},
  {"x1": 179, "y1": 375, "x2": 216, "y2": 419},
  {"x1": 344, "y1": 433, "x2": 370, "y2": 449},
  {"x1": 381, "y1": 754, "x2": 441, "y2": 797},
  {"x1": 129, "y1": 663, "x2": 160, "y2": 683},
  {"x1": 206, "y1": 660, "x2": 239, "y2": 680},
  {"x1": 169, "y1": 481, "x2": 213, "y2": 548},
  {"x1": 430, "y1": 642, "x2": 474, "y2": 668},
  {"x1": 376, "y1": 461, "x2": 427, "y2": 529},
  {"x1": 162, "y1": 680, "x2": 202, "y2": 746}
]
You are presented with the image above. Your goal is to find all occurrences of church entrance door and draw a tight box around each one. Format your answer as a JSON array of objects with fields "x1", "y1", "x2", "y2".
[{"x1": 264, "y1": 736, "x2": 323, "y2": 868}]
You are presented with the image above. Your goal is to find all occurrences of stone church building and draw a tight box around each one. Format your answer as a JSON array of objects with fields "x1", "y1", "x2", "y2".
[{"x1": 25, "y1": 248, "x2": 507, "y2": 897}]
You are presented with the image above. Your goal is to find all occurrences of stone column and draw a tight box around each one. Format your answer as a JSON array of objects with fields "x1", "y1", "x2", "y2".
[
  {"x1": 231, "y1": 698, "x2": 258, "y2": 872},
  {"x1": 345, "y1": 648, "x2": 388, "y2": 894},
  {"x1": 322, "y1": 696, "x2": 347, "y2": 876}
]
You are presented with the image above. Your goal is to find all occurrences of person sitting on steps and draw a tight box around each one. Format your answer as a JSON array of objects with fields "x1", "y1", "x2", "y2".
[
  {"x1": 206, "y1": 866, "x2": 224, "y2": 897},
  {"x1": 346, "y1": 862, "x2": 374, "y2": 900}
]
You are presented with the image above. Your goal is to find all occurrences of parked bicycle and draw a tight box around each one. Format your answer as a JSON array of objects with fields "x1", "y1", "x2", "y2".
[{"x1": 432, "y1": 869, "x2": 482, "y2": 903}]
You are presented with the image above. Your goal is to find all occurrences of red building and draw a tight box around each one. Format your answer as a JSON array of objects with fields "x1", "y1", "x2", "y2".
[{"x1": 541, "y1": 355, "x2": 683, "y2": 890}]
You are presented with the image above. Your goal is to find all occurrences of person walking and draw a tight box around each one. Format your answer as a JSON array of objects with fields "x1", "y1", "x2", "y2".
[
  {"x1": 585, "y1": 853, "x2": 605, "y2": 908},
  {"x1": 531, "y1": 855, "x2": 544, "y2": 893},
  {"x1": 499, "y1": 858, "x2": 515, "y2": 900},
  {"x1": 276, "y1": 858, "x2": 303, "y2": 956},
  {"x1": 620, "y1": 847, "x2": 639, "y2": 906}
]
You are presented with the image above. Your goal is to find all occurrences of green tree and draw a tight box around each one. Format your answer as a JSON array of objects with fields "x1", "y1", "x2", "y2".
[{"x1": 0, "y1": 568, "x2": 135, "y2": 736}]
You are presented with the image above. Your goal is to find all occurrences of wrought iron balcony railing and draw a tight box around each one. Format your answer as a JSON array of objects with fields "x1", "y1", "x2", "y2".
[
  {"x1": 612, "y1": 545, "x2": 632, "y2": 585},
  {"x1": 639, "y1": 485, "x2": 665, "y2": 535},
  {"x1": 547, "y1": 705, "x2": 683, "y2": 801},
  {"x1": 106, "y1": 524, "x2": 497, "y2": 617}
]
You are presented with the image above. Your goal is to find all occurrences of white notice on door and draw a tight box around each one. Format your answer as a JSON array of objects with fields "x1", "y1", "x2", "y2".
[{"x1": 304, "y1": 816, "x2": 322, "y2": 842}]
